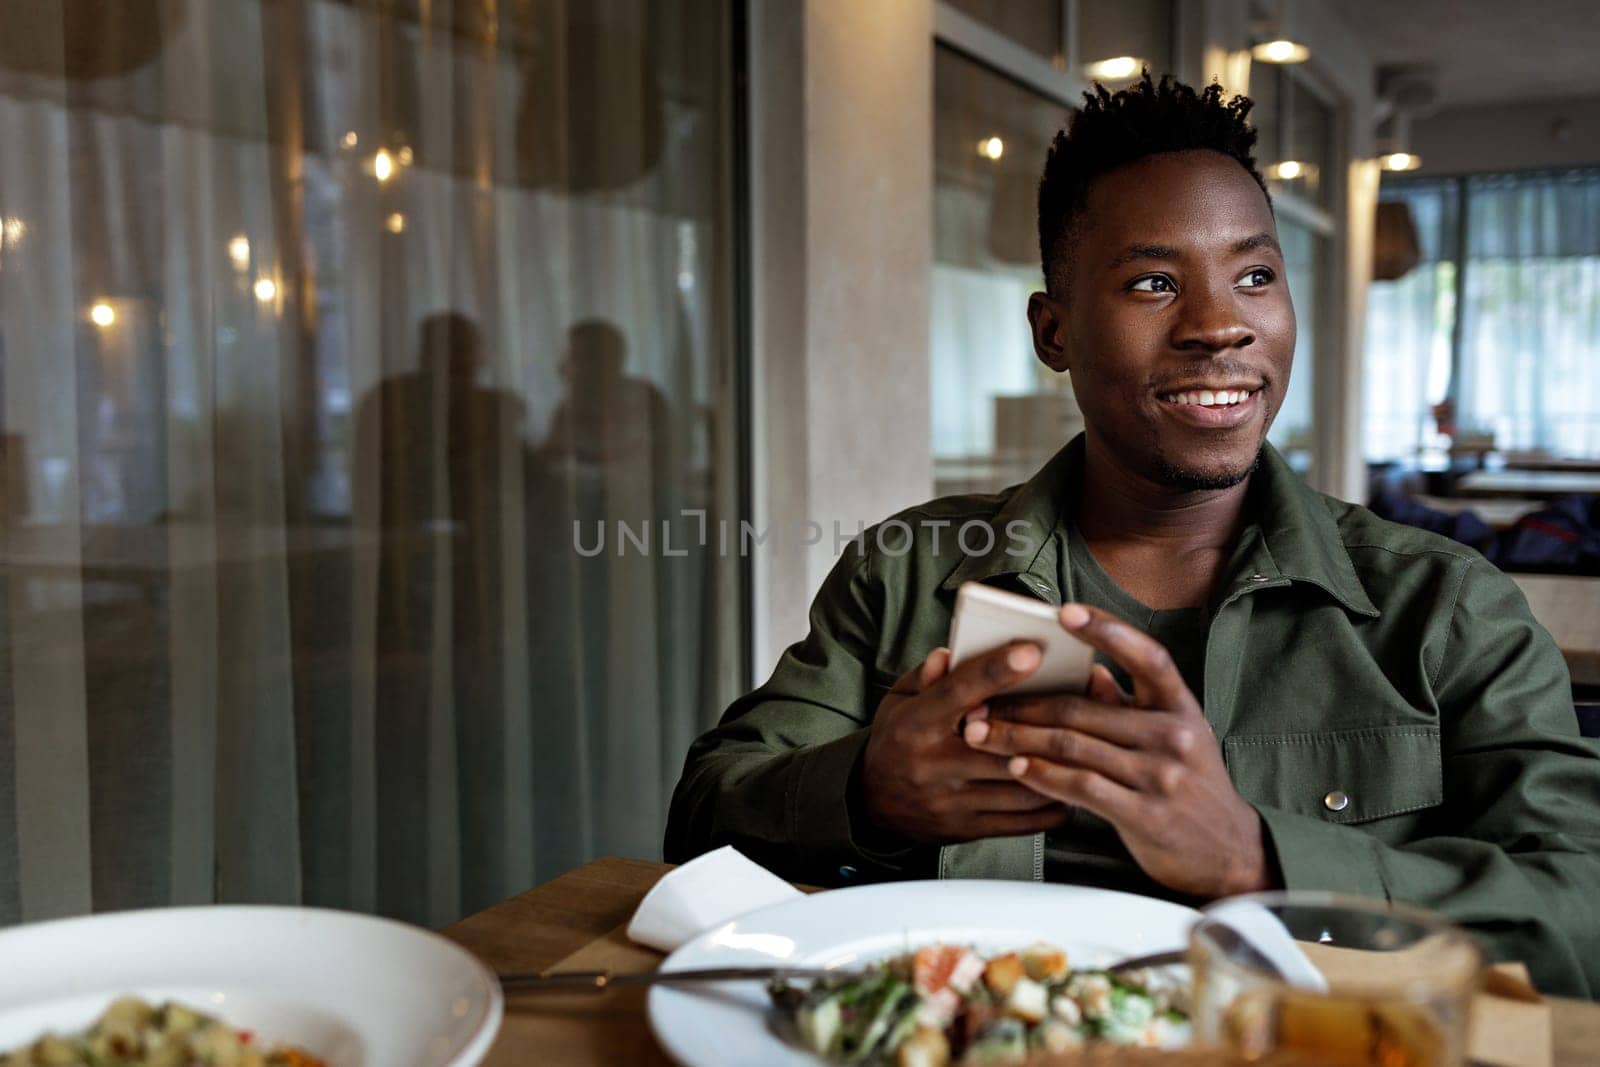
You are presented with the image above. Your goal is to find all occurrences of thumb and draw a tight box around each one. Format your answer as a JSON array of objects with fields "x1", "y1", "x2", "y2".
[
  {"x1": 888, "y1": 647, "x2": 949, "y2": 697},
  {"x1": 918, "y1": 647, "x2": 952, "y2": 690}
]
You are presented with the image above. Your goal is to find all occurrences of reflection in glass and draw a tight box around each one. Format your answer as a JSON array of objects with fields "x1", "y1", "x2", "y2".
[
  {"x1": 1267, "y1": 219, "x2": 1324, "y2": 476},
  {"x1": 1362, "y1": 181, "x2": 1460, "y2": 462},
  {"x1": 1254, "y1": 66, "x2": 1334, "y2": 206},
  {"x1": 932, "y1": 47, "x2": 1075, "y2": 496},
  {"x1": 944, "y1": 0, "x2": 1063, "y2": 63},
  {"x1": 0, "y1": 0, "x2": 740, "y2": 927},
  {"x1": 1077, "y1": 0, "x2": 1174, "y2": 80}
]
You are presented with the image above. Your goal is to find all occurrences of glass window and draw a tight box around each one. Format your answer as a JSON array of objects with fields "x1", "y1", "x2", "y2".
[
  {"x1": 943, "y1": 1, "x2": 1064, "y2": 64},
  {"x1": 1267, "y1": 219, "x2": 1327, "y2": 475},
  {"x1": 1284, "y1": 77, "x2": 1333, "y2": 204},
  {"x1": 1459, "y1": 171, "x2": 1600, "y2": 455},
  {"x1": 1253, "y1": 67, "x2": 1334, "y2": 206},
  {"x1": 1366, "y1": 169, "x2": 1600, "y2": 461},
  {"x1": 1251, "y1": 67, "x2": 1281, "y2": 166},
  {"x1": 1362, "y1": 180, "x2": 1460, "y2": 461},
  {"x1": 1077, "y1": 0, "x2": 1174, "y2": 79},
  {"x1": 932, "y1": 46, "x2": 1074, "y2": 495},
  {"x1": 0, "y1": 0, "x2": 741, "y2": 925}
]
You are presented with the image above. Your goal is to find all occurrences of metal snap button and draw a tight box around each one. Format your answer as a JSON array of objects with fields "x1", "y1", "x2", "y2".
[
  {"x1": 1248, "y1": 573, "x2": 1270, "y2": 583},
  {"x1": 1323, "y1": 790, "x2": 1350, "y2": 813},
  {"x1": 838, "y1": 865, "x2": 858, "y2": 879}
]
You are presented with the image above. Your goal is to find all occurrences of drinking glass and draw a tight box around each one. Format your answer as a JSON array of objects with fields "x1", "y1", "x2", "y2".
[{"x1": 1188, "y1": 891, "x2": 1485, "y2": 1066}]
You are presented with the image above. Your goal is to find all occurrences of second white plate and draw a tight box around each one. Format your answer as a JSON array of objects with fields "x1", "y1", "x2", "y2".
[{"x1": 0, "y1": 906, "x2": 502, "y2": 1066}]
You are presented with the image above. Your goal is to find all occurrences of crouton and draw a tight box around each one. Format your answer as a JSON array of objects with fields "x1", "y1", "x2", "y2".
[
  {"x1": 982, "y1": 952, "x2": 1024, "y2": 997},
  {"x1": 1021, "y1": 943, "x2": 1070, "y2": 982}
]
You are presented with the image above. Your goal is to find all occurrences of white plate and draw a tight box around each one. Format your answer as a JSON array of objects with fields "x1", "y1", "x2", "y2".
[
  {"x1": 0, "y1": 906, "x2": 502, "y2": 1066},
  {"x1": 648, "y1": 880, "x2": 1198, "y2": 1067}
]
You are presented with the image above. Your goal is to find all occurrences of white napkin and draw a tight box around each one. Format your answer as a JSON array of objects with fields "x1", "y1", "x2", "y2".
[
  {"x1": 626, "y1": 845, "x2": 803, "y2": 952},
  {"x1": 1203, "y1": 899, "x2": 1329, "y2": 991}
]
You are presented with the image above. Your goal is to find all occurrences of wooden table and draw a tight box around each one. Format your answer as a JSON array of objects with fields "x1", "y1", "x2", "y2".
[
  {"x1": 1513, "y1": 575, "x2": 1600, "y2": 688},
  {"x1": 1498, "y1": 456, "x2": 1600, "y2": 474},
  {"x1": 444, "y1": 857, "x2": 1600, "y2": 1065},
  {"x1": 1456, "y1": 470, "x2": 1600, "y2": 499},
  {"x1": 1414, "y1": 495, "x2": 1545, "y2": 530}
]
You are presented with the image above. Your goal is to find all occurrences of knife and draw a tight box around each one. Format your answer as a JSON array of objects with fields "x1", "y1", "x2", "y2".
[{"x1": 498, "y1": 947, "x2": 1187, "y2": 992}]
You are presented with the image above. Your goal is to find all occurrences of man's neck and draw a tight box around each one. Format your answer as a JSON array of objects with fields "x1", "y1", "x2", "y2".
[{"x1": 1074, "y1": 433, "x2": 1252, "y2": 553}]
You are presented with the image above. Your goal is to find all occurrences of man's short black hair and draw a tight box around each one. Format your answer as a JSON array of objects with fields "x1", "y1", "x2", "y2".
[{"x1": 1038, "y1": 73, "x2": 1266, "y2": 293}]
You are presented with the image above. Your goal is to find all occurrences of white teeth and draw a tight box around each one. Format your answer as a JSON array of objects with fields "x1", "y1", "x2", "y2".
[{"x1": 1164, "y1": 389, "x2": 1254, "y2": 406}]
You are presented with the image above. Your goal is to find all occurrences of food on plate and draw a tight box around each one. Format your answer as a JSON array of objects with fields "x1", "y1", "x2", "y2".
[
  {"x1": 1, "y1": 996, "x2": 328, "y2": 1067},
  {"x1": 770, "y1": 943, "x2": 1190, "y2": 1065}
]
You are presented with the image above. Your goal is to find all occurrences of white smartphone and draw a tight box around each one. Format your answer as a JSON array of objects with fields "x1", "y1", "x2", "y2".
[{"x1": 946, "y1": 581, "x2": 1094, "y2": 696}]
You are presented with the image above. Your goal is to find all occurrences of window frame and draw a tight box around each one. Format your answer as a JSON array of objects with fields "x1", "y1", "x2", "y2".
[{"x1": 933, "y1": 2, "x2": 1086, "y2": 109}]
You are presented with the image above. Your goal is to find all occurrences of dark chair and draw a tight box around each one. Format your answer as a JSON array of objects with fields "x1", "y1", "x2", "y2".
[{"x1": 1577, "y1": 703, "x2": 1600, "y2": 740}]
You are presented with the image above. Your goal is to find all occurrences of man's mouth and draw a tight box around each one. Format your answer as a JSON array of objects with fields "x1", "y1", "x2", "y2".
[
  {"x1": 1157, "y1": 386, "x2": 1262, "y2": 408},
  {"x1": 1154, "y1": 385, "x2": 1264, "y2": 429}
]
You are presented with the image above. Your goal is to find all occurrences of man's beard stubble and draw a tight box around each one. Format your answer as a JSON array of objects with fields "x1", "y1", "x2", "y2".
[{"x1": 1151, "y1": 447, "x2": 1263, "y2": 492}]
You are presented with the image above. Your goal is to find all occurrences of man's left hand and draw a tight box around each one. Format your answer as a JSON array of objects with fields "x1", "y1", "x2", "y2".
[{"x1": 961, "y1": 602, "x2": 1278, "y2": 899}]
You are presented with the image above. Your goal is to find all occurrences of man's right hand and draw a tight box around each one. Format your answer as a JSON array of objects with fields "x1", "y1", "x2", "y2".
[{"x1": 859, "y1": 643, "x2": 1070, "y2": 843}]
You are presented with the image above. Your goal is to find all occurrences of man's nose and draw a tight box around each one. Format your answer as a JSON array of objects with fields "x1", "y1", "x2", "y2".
[{"x1": 1170, "y1": 284, "x2": 1255, "y2": 353}]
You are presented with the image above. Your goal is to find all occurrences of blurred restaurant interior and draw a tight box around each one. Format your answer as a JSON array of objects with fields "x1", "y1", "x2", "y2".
[{"x1": 0, "y1": 0, "x2": 1597, "y2": 932}]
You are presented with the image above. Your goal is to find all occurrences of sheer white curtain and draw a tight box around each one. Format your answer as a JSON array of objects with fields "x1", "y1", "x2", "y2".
[
  {"x1": 0, "y1": 0, "x2": 739, "y2": 928},
  {"x1": 1361, "y1": 179, "x2": 1459, "y2": 462},
  {"x1": 1364, "y1": 171, "x2": 1600, "y2": 462},
  {"x1": 1457, "y1": 170, "x2": 1600, "y2": 456}
]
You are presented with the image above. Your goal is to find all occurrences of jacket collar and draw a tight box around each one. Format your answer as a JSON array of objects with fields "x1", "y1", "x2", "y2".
[
  {"x1": 939, "y1": 434, "x2": 1380, "y2": 618},
  {"x1": 937, "y1": 438, "x2": 1077, "y2": 599}
]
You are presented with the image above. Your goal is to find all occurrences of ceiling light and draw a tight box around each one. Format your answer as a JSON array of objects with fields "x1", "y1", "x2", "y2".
[
  {"x1": 386, "y1": 212, "x2": 406, "y2": 234},
  {"x1": 976, "y1": 136, "x2": 1004, "y2": 161},
  {"x1": 1, "y1": 216, "x2": 25, "y2": 248},
  {"x1": 1083, "y1": 56, "x2": 1143, "y2": 81},
  {"x1": 1251, "y1": 39, "x2": 1311, "y2": 64},
  {"x1": 1267, "y1": 160, "x2": 1305, "y2": 181},
  {"x1": 227, "y1": 235, "x2": 250, "y2": 271},
  {"x1": 397, "y1": 146, "x2": 414, "y2": 167},
  {"x1": 373, "y1": 149, "x2": 395, "y2": 182},
  {"x1": 341, "y1": 131, "x2": 359, "y2": 149},
  {"x1": 90, "y1": 302, "x2": 116, "y2": 327},
  {"x1": 254, "y1": 278, "x2": 277, "y2": 303},
  {"x1": 1381, "y1": 152, "x2": 1422, "y2": 172}
]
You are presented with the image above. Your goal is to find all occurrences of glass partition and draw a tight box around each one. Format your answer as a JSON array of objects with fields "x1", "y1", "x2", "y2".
[{"x1": 0, "y1": 0, "x2": 742, "y2": 927}]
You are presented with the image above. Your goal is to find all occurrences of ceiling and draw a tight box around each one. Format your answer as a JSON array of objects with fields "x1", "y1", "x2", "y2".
[{"x1": 1336, "y1": 0, "x2": 1600, "y2": 110}]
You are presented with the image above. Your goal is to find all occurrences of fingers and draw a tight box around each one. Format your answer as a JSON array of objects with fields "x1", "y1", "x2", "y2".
[
  {"x1": 937, "y1": 748, "x2": 1024, "y2": 783},
  {"x1": 985, "y1": 695, "x2": 1196, "y2": 754},
  {"x1": 964, "y1": 719, "x2": 1156, "y2": 791},
  {"x1": 1006, "y1": 756, "x2": 1145, "y2": 827},
  {"x1": 1058, "y1": 604, "x2": 1200, "y2": 714},
  {"x1": 926, "y1": 641, "x2": 1042, "y2": 721},
  {"x1": 1087, "y1": 663, "x2": 1130, "y2": 707},
  {"x1": 958, "y1": 782, "x2": 1065, "y2": 813}
]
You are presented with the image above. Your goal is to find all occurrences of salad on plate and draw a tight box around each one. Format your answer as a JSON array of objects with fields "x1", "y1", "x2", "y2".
[
  {"x1": 2, "y1": 996, "x2": 327, "y2": 1067},
  {"x1": 770, "y1": 942, "x2": 1190, "y2": 1066}
]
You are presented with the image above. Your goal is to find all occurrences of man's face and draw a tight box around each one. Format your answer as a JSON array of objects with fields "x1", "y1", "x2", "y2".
[{"x1": 1029, "y1": 149, "x2": 1295, "y2": 490}]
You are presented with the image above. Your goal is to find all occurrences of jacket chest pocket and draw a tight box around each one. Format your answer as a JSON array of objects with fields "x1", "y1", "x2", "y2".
[{"x1": 1222, "y1": 724, "x2": 1443, "y2": 827}]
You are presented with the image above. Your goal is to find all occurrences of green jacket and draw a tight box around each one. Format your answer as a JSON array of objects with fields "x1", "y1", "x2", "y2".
[{"x1": 665, "y1": 437, "x2": 1600, "y2": 997}]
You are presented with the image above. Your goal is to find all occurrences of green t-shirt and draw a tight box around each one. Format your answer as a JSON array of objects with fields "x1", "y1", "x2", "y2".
[{"x1": 1042, "y1": 519, "x2": 1210, "y2": 894}]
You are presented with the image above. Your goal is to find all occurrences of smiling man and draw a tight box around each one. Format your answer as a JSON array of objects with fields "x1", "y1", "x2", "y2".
[{"x1": 665, "y1": 76, "x2": 1600, "y2": 997}]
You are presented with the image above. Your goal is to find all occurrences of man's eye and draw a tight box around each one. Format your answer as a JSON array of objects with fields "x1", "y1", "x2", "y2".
[
  {"x1": 1129, "y1": 275, "x2": 1176, "y2": 293},
  {"x1": 1237, "y1": 267, "x2": 1274, "y2": 288}
]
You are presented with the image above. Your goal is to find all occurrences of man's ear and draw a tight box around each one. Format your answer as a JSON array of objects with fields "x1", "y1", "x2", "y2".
[{"x1": 1027, "y1": 291, "x2": 1071, "y2": 373}]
